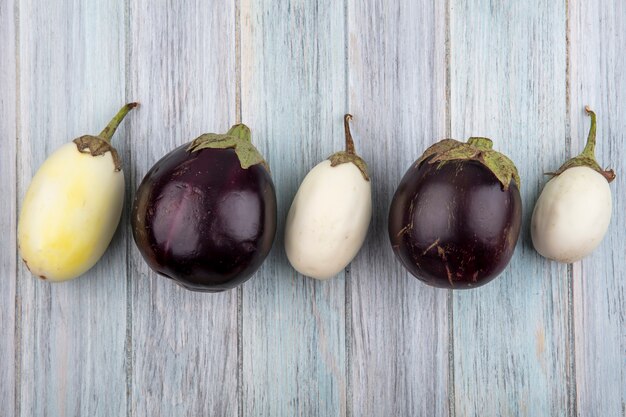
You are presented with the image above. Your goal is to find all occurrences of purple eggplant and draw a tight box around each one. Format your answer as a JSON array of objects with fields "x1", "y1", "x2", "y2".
[
  {"x1": 388, "y1": 137, "x2": 522, "y2": 289},
  {"x1": 132, "y1": 124, "x2": 276, "y2": 292}
]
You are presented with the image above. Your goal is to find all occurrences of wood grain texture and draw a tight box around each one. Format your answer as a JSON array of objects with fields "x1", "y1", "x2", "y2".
[
  {"x1": 239, "y1": 0, "x2": 347, "y2": 415},
  {"x1": 3, "y1": 1, "x2": 625, "y2": 416},
  {"x1": 569, "y1": 1, "x2": 626, "y2": 415},
  {"x1": 16, "y1": 0, "x2": 128, "y2": 416},
  {"x1": 0, "y1": 0, "x2": 17, "y2": 414},
  {"x1": 127, "y1": 1, "x2": 238, "y2": 416},
  {"x1": 450, "y1": 1, "x2": 571, "y2": 416},
  {"x1": 347, "y1": 0, "x2": 450, "y2": 415}
]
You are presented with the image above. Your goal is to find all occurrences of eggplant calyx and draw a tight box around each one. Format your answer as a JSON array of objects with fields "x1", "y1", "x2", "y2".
[
  {"x1": 416, "y1": 137, "x2": 521, "y2": 190},
  {"x1": 328, "y1": 114, "x2": 370, "y2": 181},
  {"x1": 329, "y1": 151, "x2": 370, "y2": 181},
  {"x1": 550, "y1": 107, "x2": 616, "y2": 183},
  {"x1": 187, "y1": 123, "x2": 269, "y2": 171},
  {"x1": 72, "y1": 103, "x2": 138, "y2": 172},
  {"x1": 73, "y1": 135, "x2": 122, "y2": 171}
]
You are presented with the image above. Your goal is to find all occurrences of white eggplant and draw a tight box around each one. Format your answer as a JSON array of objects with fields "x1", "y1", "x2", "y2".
[
  {"x1": 531, "y1": 107, "x2": 615, "y2": 263},
  {"x1": 285, "y1": 115, "x2": 372, "y2": 280},
  {"x1": 18, "y1": 103, "x2": 137, "y2": 281}
]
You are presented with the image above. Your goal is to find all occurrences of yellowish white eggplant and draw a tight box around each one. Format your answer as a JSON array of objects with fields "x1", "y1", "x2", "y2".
[
  {"x1": 18, "y1": 103, "x2": 137, "y2": 281},
  {"x1": 285, "y1": 115, "x2": 371, "y2": 280},
  {"x1": 531, "y1": 107, "x2": 615, "y2": 263}
]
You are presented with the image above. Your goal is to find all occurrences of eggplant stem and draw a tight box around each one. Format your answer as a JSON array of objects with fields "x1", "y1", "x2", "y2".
[
  {"x1": 344, "y1": 114, "x2": 355, "y2": 154},
  {"x1": 581, "y1": 106, "x2": 597, "y2": 159},
  {"x1": 99, "y1": 102, "x2": 138, "y2": 142}
]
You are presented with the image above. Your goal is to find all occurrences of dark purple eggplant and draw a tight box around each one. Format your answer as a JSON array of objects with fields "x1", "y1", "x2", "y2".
[
  {"x1": 388, "y1": 137, "x2": 522, "y2": 289},
  {"x1": 132, "y1": 124, "x2": 276, "y2": 292}
]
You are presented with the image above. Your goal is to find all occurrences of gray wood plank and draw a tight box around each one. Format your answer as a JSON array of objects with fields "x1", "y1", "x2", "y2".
[
  {"x1": 569, "y1": 1, "x2": 626, "y2": 415},
  {"x1": 450, "y1": 1, "x2": 570, "y2": 416},
  {"x1": 347, "y1": 0, "x2": 450, "y2": 415},
  {"x1": 16, "y1": 0, "x2": 128, "y2": 416},
  {"x1": 127, "y1": 1, "x2": 238, "y2": 416},
  {"x1": 239, "y1": 0, "x2": 347, "y2": 415},
  {"x1": 0, "y1": 0, "x2": 17, "y2": 414}
]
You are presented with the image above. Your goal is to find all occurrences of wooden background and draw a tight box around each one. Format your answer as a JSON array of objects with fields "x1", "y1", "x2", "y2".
[{"x1": 1, "y1": 0, "x2": 624, "y2": 415}]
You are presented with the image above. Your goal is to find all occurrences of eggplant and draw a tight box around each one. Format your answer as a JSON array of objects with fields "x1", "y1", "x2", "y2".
[
  {"x1": 131, "y1": 124, "x2": 277, "y2": 292},
  {"x1": 18, "y1": 103, "x2": 137, "y2": 282},
  {"x1": 284, "y1": 114, "x2": 372, "y2": 280},
  {"x1": 531, "y1": 107, "x2": 615, "y2": 263},
  {"x1": 388, "y1": 137, "x2": 522, "y2": 289}
]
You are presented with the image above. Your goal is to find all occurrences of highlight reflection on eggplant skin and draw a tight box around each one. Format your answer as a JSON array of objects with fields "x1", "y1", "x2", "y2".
[
  {"x1": 132, "y1": 144, "x2": 277, "y2": 292},
  {"x1": 389, "y1": 159, "x2": 522, "y2": 289}
]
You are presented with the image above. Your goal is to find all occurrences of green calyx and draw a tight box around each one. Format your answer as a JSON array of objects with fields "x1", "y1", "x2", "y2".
[
  {"x1": 328, "y1": 114, "x2": 370, "y2": 181},
  {"x1": 187, "y1": 123, "x2": 269, "y2": 171},
  {"x1": 72, "y1": 102, "x2": 138, "y2": 172},
  {"x1": 550, "y1": 106, "x2": 615, "y2": 182},
  {"x1": 74, "y1": 135, "x2": 123, "y2": 171},
  {"x1": 416, "y1": 136, "x2": 521, "y2": 190}
]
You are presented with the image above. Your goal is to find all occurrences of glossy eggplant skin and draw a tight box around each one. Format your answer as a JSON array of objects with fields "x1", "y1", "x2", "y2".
[
  {"x1": 132, "y1": 145, "x2": 277, "y2": 292},
  {"x1": 389, "y1": 159, "x2": 521, "y2": 289}
]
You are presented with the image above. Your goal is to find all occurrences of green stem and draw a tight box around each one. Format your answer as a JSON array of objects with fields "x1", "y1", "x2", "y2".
[
  {"x1": 551, "y1": 106, "x2": 615, "y2": 183},
  {"x1": 98, "y1": 102, "x2": 138, "y2": 142},
  {"x1": 226, "y1": 124, "x2": 252, "y2": 141},
  {"x1": 344, "y1": 114, "x2": 355, "y2": 154},
  {"x1": 581, "y1": 106, "x2": 597, "y2": 159}
]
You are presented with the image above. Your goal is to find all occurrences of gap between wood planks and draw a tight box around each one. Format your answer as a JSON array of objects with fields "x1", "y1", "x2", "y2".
[
  {"x1": 564, "y1": 1, "x2": 578, "y2": 415},
  {"x1": 444, "y1": 0, "x2": 455, "y2": 415},
  {"x1": 13, "y1": 0, "x2": 22, "y2": 414},
  {"x1": 124, "y1": 0, "x2": 133, "y2": 416},
  {"x1": 235, "y1": 0, "x2": 244, "y2": 416},
  {"x1": 343, "y1": 0, "x2": 353, "y2": 416}
]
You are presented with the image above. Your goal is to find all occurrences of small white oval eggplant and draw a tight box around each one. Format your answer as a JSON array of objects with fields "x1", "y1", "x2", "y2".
[
  {"x1": 531, "y1": 106, "x2": 615, "y2": 263},
  {"x1": 18, "y1": 103, "x2": 137, "y2": 281},
  {"x1": 285, "y1": 115, "x2": 372, "y2": 280}
]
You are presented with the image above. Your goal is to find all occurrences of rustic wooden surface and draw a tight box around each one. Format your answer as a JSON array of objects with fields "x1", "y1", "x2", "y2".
[
  {"x1": 240, "y1": 0, "x2": 347, "y2": 416},
  {"x1": 127, "y1": 1, "x2": 239, "y2": 416},
  {"x1": 2, "y1": 0, "x2": 624, "y2": 416},
  {"x1": 347, "y1": 0, "x2": 450, "y2": 416},
  {"x1": 450, "y1": 1, "x2": 572, "y2": 416},
  {"x1": 16, "y1": 1, "x2": 128, "y2": 416},
  {"x1": 569, "y1": 1, "x2": 626, "y2": 416},
  {"x1": 1, "y1": 0, "x2": 17, "y2": 414}
]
